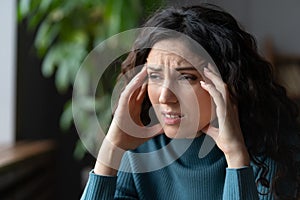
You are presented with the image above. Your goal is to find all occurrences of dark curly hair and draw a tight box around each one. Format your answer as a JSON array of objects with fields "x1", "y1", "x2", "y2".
[{"x1": 120, "y1": 4, "x2": 300, "y2": 199}]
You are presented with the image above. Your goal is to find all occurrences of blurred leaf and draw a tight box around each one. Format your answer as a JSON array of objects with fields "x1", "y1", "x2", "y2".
[
  {"x1": 108, "y1": 0, "x2": 123, "y2": 36},
  {"x1": 60, "y1": 100, "x2": 73, "y2": 132},
  {"x1": 18, "y1": 0, "x2": 31, "y2": 22},
  {"x1": 28, "y1": 5, "x2": 49, "y2": 29},
  {"x1": 120, "y1": 0, "x2": 142, "y2": 30},
  {"x1": 73, "y1": 67, "x2": 90, "y2": 96},
  {"x1": 49, "y1": 8, "x2": 65, "y2": 22},
  {"x1": 39, "y1": 0, "x2": 53, "y2": 12},
  {"x1": 96, "y1": 95, "x2": 112, "y2": 132},
  {"x1": 55, "y1": 60, "x2": 69, "y2": 93},
  {"x1": 42, "y1": 42, "x2": 87, "y2": 90},
  {"x1": 41, "y1": 46, "x2": 57, "y2": 77},
  {"x1": 18, "y1": 0, "x2": 165, "y2": 159},
  {"x1": 35, "y1": 21, "x2": 60, "y2": 56},
  {"x1": 73, "y1": 140, "x2": 86, "y2": 160}
]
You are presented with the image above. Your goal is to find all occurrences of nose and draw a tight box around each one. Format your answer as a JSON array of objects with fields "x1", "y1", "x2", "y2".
[{"x1": 158, "y1": 83, "x2": 178, "y2": 104}]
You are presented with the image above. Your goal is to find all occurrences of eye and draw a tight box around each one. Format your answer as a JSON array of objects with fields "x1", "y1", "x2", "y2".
[
  {"x1": 148, "y1": 73, "x2": 162, "y2": 81},
  {"x1": 179, "y1": 74, "x2": 197, "y2": 81}
]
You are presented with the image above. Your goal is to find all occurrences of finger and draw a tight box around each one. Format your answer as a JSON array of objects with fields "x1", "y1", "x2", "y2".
[
  {"x1": 203, "y1": 65, "x2": 227, "y2": 99},
  {"x1": 136, "y1": 82, "x2": 147, "y2": 102},
  {"x1": 204, "y1": 66, "x2": 223, "y2": 89},
  {"x1": 119, "y1": 67, "x2": 147, "y2": 106},
  {"x1": 207, "y1": 63, "x2": 219, "y2": 75},
  {"x1": 200, "y1": 81, "x2": 226, "y2": 115},
  {"x1": 126, "y1": 67, "x2": 147, "y2": 93}
]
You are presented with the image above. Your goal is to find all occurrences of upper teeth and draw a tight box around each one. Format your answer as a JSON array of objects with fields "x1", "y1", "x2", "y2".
[{"x1": 165, "y1": 114, "x2": 181, "y2": 119}]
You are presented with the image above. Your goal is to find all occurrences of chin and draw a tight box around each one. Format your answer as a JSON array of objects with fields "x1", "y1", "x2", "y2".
[
  {"x1": 164, "y1": 132, "x2": 180, "y2": 139},
  {"x1": 163, "y1": 127, "x2": 200, "y2": 139}
]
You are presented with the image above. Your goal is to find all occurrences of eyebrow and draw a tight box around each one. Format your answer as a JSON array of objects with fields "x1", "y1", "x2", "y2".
[{"x1": 147, "y1": 66, "x2": 197, "y2": 71}]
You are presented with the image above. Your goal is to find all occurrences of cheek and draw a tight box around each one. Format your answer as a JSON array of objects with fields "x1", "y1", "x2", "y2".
[
  {"x1": 147, "y1": 84, "x2": 159, "y2": 104},
  {"x1": 197, "y1": 90, "x2": 213, "y2": 123},
  {"x1": 182, "y1": 86, "x2": 212, "y2": 124},
  {"x1": 197, "y1": 90, "x2": 211, "y2": 108}
]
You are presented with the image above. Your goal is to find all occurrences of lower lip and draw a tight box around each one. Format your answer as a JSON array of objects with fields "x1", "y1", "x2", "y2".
[{"x1": 163, "y1": 115, "x2": 183, "y2": 125}]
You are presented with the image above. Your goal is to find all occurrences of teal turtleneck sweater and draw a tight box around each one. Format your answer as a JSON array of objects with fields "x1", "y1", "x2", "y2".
[{"x1": 81, "y1": 134, "x2": 277, "y2": 199}]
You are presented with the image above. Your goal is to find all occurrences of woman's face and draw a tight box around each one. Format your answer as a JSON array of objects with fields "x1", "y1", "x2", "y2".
[{"x1": 146, "y1": 39, "x2": 213, "y2": 138}]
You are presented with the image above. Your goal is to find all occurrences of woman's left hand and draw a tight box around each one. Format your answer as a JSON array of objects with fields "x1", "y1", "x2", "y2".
[{"x1": 200, "y1": 63, "x2": 250, "y2": 168}]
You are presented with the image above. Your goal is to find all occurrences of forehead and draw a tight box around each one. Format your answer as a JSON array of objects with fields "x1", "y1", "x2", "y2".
[
  {"x1": 146, "y1": 39, "x2": 206, "y2": 68},
  {"x1": 146, "y1": 50, "x2": 191, "y2": 67}
]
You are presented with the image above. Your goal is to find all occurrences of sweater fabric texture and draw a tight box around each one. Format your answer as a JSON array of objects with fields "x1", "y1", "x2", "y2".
[{"x1": 81, "y1": 134, "x2": 276, "y2": 200}]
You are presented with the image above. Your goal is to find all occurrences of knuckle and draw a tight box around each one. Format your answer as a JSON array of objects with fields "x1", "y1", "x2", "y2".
[
  {"x1": 206, "y1": 84, "x2": 213, "y2": 89},
  {"x1": 216, "y1": 92, "x2": 222, "y2": 99},
  {"x1": 222, "y1": 83, "x2": 228, "y2": 90},
  {"x1": 120, "y1": 91, "x2": 128, "y2": 100}
]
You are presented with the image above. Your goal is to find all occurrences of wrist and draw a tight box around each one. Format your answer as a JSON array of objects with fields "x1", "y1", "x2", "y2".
[
  {"x1": 224, "y1": 147, "x2": 250, "y2": 168},
  {"x1": 94, "y1": 138, "x2": 126, "y2": 176}
]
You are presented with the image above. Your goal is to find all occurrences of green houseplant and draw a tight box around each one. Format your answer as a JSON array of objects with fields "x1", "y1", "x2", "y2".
[{"x1": 18, "y1": 0, "x2": 164, "y2": 159}]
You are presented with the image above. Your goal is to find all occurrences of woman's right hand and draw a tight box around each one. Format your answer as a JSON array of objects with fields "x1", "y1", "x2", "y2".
[
  {"x1": 95, "y1": 66, "x2": 163, "y2": 176},
  {"x1": 106, "y1": 66, "x2": 163, "y2": 151}
]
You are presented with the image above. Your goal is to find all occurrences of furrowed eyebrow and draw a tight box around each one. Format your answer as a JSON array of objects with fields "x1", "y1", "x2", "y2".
[
  {"x1": 146, "y1": 66, "x2": 162, "y2": 71},
  {"x1": 174, "y1": 67, "x2": 197, "y2": 71},
  {"x1": 146, "y1": 65, "x2": 197, "y2": 72}
]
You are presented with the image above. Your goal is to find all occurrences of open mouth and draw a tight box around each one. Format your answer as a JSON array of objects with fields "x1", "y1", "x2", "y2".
[
  {"x1": 163, "y1": 113, "x2": 183, "y2": 119},
  {"x1": 161, "y1": 112, "x2": 184, "y2": 125}
]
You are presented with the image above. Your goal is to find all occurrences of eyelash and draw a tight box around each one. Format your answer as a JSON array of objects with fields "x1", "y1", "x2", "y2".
[
  {"x1": 148, "y1": 73, "x2": 198, "y2": 81},
  {"x1": 179, "y1": 74, "x2": 197, "y2": 81},
  {"x1": 148, "y1": 74, "x2": 162, "y2": 80}
]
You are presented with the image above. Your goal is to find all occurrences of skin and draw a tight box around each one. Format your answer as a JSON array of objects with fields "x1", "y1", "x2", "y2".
[
  {"x1": 146, "y1": 44, "x2": 212, "y2": 139},
  {"x1": 94, "y1": 39, "x2": 250, "y2": 176}
]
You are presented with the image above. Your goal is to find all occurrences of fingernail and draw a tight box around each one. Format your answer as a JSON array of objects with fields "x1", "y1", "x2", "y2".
[
  {"x1": 204, "y1": 67, "x2": 210, "y2": 72},
  {"x1": 200, "y1": 81, "x2": 206, "y2": 85}
]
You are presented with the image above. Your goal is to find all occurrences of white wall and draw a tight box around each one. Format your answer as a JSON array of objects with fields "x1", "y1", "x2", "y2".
[{"x1": 0, "y1": 0, "x2": 16, "y2": 145}]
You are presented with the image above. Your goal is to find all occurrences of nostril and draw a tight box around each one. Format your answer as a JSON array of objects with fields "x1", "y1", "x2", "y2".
[{"x1": 159, "y1": 87, "x2": 178, "y2": 104}]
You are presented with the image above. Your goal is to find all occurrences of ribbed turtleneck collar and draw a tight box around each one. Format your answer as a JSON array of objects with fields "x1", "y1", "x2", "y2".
[
  {"x1": 165, "y1": 133, "x2": 224, "y2": 167},
  {"x1": 125, "y1": 133, "x2": 225, "y2": 173}
]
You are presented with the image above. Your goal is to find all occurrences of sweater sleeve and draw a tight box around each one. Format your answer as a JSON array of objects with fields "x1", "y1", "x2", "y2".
[
  {"x1": 222, "y1": 167, "x2": 259, "y2": 200},
  {"x1": 223, "y1": 157, "x2": 277, "y2": 200},
  {"x1": 80, "y1": 171, "x2": 117, "y2": 200},
  {"x1": 81, "y1": 170, "x2": 138, "y2": 200}
]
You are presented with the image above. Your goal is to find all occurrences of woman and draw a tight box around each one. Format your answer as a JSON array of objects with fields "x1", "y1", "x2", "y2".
[{"x1": 81, "y1": 5, "x2": 300, "y2": 199}]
